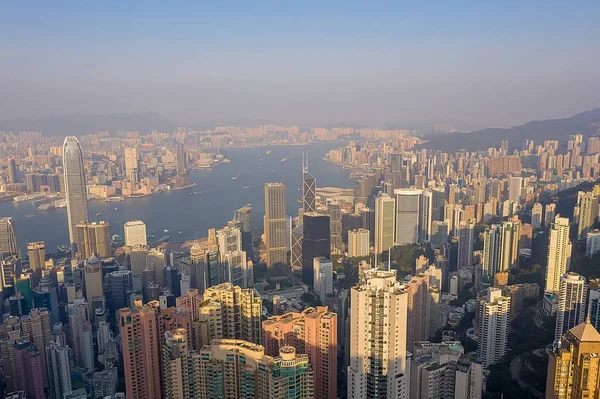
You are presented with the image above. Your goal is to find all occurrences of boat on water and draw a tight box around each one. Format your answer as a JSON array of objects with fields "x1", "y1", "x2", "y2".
[
  {"x1": 57, "y1": 245, "x2": 70, "y2": 254},
  {"x1": 157, "y1": 235, "x2": 170, "y2": 243},
  {"x1": 164, "y1": 229, "x2": 169, "y2": 233},
  {"x1": 178, "y1": 231, "x2": 183, "y2": 235},
  {"x1": 114, "y1": 207, "x2": 118, "y2": 211},
  {"x1": 96, "y1": 212, "x2": 102, "y2": 216},
  {"x1": 232, "y1": 176, "x2": 238, "y2": 180},
  {"x1": 148, "y1": 235, "x2": 155, "y2": 239},
  {"x1": 266, "y1": 150, "x2": 271, "y2": 154}
]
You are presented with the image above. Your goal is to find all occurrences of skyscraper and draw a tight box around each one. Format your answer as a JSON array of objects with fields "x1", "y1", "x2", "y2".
[
  {"x1": 394, "y1": 188, "x2": 422, "y2": 245},
  {"x1": 8, "y1": 158, "x2": 17, "y2": 183},
  {"x1": 457, "y1": 220, "x2": 474, "y2": 269},
  {"x1": 531, "y1": 202, "x2": 543, "y2": 230},
  {"x1": 302, "y1": 154, "x2": 316, "y2": 213},
  {"x1": 545, "y1": 203, "x2": 557, "y2": 227},
  {"x1": 63, "y1": 136, "x2": 89, "y2": 252},
  {"x1": 546, "y1": 215, "x2": 573, "y2": 293},
  {"x1": 75, "y1": 221, "x2": 111, "y2": 258},
  {"x1": 119, "y1": 302, "x2": 162, "y2": 399},
  {"x1": 0, "y1": 217, "x2": 18, "y2": 256},
  {"x1": 302, "y1": 212, "x2": 330, "y2": 286},
  {"x1": 84, "y1": 255, "x2": 104, "y2": 309},
  {"x1": 546, "y1": 319, "x2": 600, "y2": 399},
  {"x1": 348, "y1": 228, "x2": 370, "y2": 257},
  {"x1": 264, "y1": 183, "x2": 287, "y2": 268},
  {"x1": 482, "y1": 220, "x2": 522, "y2": 278},
  {"x1": 575, "y1": 191, "x2": 599, "y2": 240},
  {"x1": 161, "y1": 328, "x2": 189, "y2": 399},
  {"x1": 176, "y1": 144, "x2": 187, "y2": 177},
  {"x1": 68, "y1": 299, "x2": 94, "y2": 371},
  {"x1": 262, "y1": 306, "x2": 337, "y2": 399},
  {"x1": 27, "y1": 241, "x2": 45, "y2": 271},
  {"x1": 124, "y1": 147, "x2": 139, "y2": 183},
  {"x1": 348, "y1": 268, "x2": 410, "y2": 399},
  {"x1": 124, "y1": 220, "x2": 147, "y2": 248},
  {"x1": 328, "y1": 199, "x2": 343, "y2": 253},
  {"x1": 555, "y1": 272, "x2": 587, "y2": 346},
  {"x1": 508, "y1": 175, "x2": 522, "y2": 203},
  {"x1": 375, "y1": 192, "x2": 395, "y2": 253},
  {"x1": 476, "y1": 288, "x2": 510, "y2": 368}
]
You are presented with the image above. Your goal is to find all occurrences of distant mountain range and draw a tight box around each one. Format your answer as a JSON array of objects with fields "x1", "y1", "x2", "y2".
[
  {"x1": 0, "y1": 112, "x2": 179, "y2": 137},
  {"x1": 415, "y1": 108, "x2": 600, "y2": 152}
]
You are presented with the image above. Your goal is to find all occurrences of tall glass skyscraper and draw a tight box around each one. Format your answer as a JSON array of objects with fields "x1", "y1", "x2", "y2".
[{"x1": 63, "y1": 136, "x2": 89, "y2": 252}]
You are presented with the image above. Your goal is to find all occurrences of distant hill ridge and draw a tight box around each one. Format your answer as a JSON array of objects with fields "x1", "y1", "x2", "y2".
[{"x1": 415, "y1": 107, "x2": 600, "y2": 152}]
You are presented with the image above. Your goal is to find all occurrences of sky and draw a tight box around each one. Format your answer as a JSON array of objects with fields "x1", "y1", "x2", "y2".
[{"x1": 1, "y1": 1, "x2": 599, "y2": 130}]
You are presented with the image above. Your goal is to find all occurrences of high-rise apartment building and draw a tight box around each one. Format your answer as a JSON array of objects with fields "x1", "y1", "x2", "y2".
[
  {"x1": 348, "y1": 228, "x2": 370, "y2": 257},
  {"x1": 575, "y1": 191, "x2": 599, "y2": 240},
  {"x1": 374, "y1": 192, "x2": 395, "y2": 253},
  {"x1": 27, "y1": 241, "x2": 45, "y2": 271},
  {"x1": 264, "y1": 183, "x2": 287, "y2": 268},
  {"x1": 119, "y1": 303, "x2": 162, "y2": 399},
  {"x1": 161, "y1": 328, "x2": 189, "y2": 399},
  {"x1": 555, "y1": 272, "x2": 587, "y2": 346},
  {"x1": 75, "y1": 221, "x2": 111, "y2": 258},
  {"x1": 476, "y1": 288, "x2": 510, "y2": 368},
  {"x1": 46, "y1": 341, "x2": 72, "y2": 399},
  {"x1": 302, "y1": 212, "x2": 330, "y2": 286},
  {"x1": 313, "y1": 257, "x2": 333, "y2": 300},
  {"x1": 545, "y1": 203, "x2": 557, "y2": 228},
  {"x1": 262, "y1": 306, "x2": 337, "y2": 399},
  {"x1": 63, "y1": 136, "x2": 89, "y2": 252},
  {"x1": 84, "y1": 255, "x2": 104, "y2": 309},
  {"x1": 586, "y1": 229, "x2": 600, "y2": 257},
  {"x1": 124, "y1": 147, "x2": 139, "y2": 183},
  {"x1": 508, "y1": 175, "x2": 522, "y2": 203},
  {"x1": 394, "y1": 188, "x2": 422, "y2": 245},
  {"x1": 68, "y1": 299, "x2": 94, "y2": 371},
  {"x1": 589, "y1": 288, "x2": 600, "y2": 331},
  {"x1": 406, "y1": 274, "x2": 431, "y2": 349},
  {"x1": 195, "y1": 339, "x2": 314, "y2": 399},
  {"x1": 348, "y1": 268, "x2": 410, "y2": 399},
  {"x1": 546, "y1": 215, "x2": 573, "y2": 294},
  {"x1": 531, "y1": 202, "x2": 543, "y2": 230},
  {"x1": 457, "y1": 220, "x2": 474, "y2": 269},
  {"x1": 124, "y1": 220, "x2": 147, "y2": 248},
  {"x1": 546, "y1": 320, "x2": 600, "y2": 399},
  {"x1": 482, "y1": 220, "x2": 521, "y2": 278}
]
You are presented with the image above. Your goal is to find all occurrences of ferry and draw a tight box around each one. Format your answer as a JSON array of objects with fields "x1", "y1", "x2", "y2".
[
  {"x1": 157, "y1": 235, "x2": 170, "y2": 243},
  {"x1": 13, "y1": 193, "x2": 46, "y2": 203},
  {"x1": 164, "y1": 229, "x2": 170, "y2": 233},
  {"x1": 232, "y1": 176, "x2": 238, "y2": 180},
  {"x1": 266, "y1": 150, "x2": 271, "y2": 154},
  {"x1": 96, "y1": 212, "x2": 102, "y2": 217},
  {"x1": 105, "y1": 196, "x2": 125, "y2": 202},
  {"x1": 178, "y1": 231, "x2": 183, "y2": 235},
  {"x1": 57, "y1": 245, "x2": 70, "y2": 254}
]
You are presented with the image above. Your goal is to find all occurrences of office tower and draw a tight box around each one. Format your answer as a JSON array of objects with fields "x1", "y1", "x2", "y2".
[
  {"x1": 262, "y1": 307, "x2": 337, "y2": 399},
  {"x1": 328, "y1": 200, "x2": 343, "y2": 252},
  {"x1": 130, "y1": 244, "x2": 149, "y2": 275},
  {"x1": 119, "y1": 303, "x2": 162, "y2": 399},
  {"x1": 68, "y1": 299, "x2": 94, "y2": 371},
  {"x1": 420, "y1": 189, "x2": 433, "y2": 242},
  {"x1": 546, "y1": 216, "x2": 573, "y2": 293},
  {"x1": 555, "y1": 272, "x2": 587, "y2": 346},
  {"x1": 546, "y1": 319, "x2": 600, "y2": 399},
  {"x1": 75, "y1": 221, "x2": 111, "y2": 258},
  {"x1": 216, "y1": 222, "x2": 242, "y2": 258},
  {"x1": 222, "y1": 249, "x2": 251, "y2": 288},
  {"x1": 411, "y1": 341, "x2": 483, "y2": 399},
  {"x1": 313, "y1": 257, "x2": 333, "y2": 301},
  {"x1": 508, "y1": 175, "x2": 522, "y2": 203},
  {"x1": 124, "y1": 147, "x2": 139, "y2": 183},
  {"x1": 176, "y1": 144, "x2": 187, "y2": 177},
  {"x1": 234, "y1": 204, "x2": 253, "y2": 257},
  {"x1": 302, "y1": 213, "x2": 330, "y2": 286},
  {"x1": 348, "y1": 228, "x2": 370, "y2": 257},
  {"x1": 291, "y1": 225, "x2": 303, "y2": 272},
  {"x1": 394, "y1": 188, "x2": 422, "y2": 245},
  {"x1": 430, "y1": 220, "x2": 448, "y2": 250},
  {"x1": 590, "y1": 288, "x2": 600, "y2": 332},
  {"x1": 406, "y1": 274, "x2": 431, "y2": 348},
  {"x1": 586, "y1": 230, "x2": 600, "y2": 257},
  {"x1": 302, "y1": 155, "x2": 316, "y2": 213},
  {"x1": 195, "y1": 339, "x2": 314, "y2": 399},
  {"x1": 124, "y1": 220, "x2": 147, "y2": 247},
  {"x1": 545, "y1": 203, "x2": 557, "y2": 227},
  {"x1": 476, "y1": 288, "x2": 510, "y2": 367},
  {"x1": 348, "y1": 269, "x2": 410, "y2": 399},
  {"x1": 108, "y1": 270, "x2": 133, "y2": 311},
  {"x1": 264, "y1": 183, "x2": 287, "y2": 268},
  {"x1": 46, "y1": 341, "x2": 72, "y2": 399},
  {"x1": 575, "y1": 191, "x2": 599, "y2": 240},
  {"x1": 27, "y1": 241, "x2": 45, "y2": 271},
  {"x1": 84, "y1": 255, "x2": 104, "y2": 308},
  {"x1": 63, "y1": 136, "x2": 89, "y2": 252},
  {"x1": 8, "y1": 158, "x2": 17, "y2": 183},
  {"x1": 147, "y1": 247, "x2": 167, "y2": 286},
  {"x1": 0, "y1": 216, "x2": 18, "y2": 256},
  {"x1": 161, "y1": 328, "x2": 189, "y2": 399},
  {"x1": 531, "y1": 202, "x2": 543, "y2": 230},
  {"x1": 200, "y1": 282, "x2": 261, "y2": 345},
  {"x1": 457, "y1": 220, "x2": 474, "y2": 269}
]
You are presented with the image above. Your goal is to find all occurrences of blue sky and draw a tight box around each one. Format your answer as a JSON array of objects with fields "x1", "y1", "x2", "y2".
[{"x1": 1, "y1": 1, "x2": 599, "y2": 129}]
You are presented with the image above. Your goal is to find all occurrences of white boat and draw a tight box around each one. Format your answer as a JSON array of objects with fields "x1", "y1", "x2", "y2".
[
  {"x1": 164, "y1": 229, "x2": 169, "y2": 233},
  {"x1": 114, "y1": 207, "x2": 118, "y2": 211}
]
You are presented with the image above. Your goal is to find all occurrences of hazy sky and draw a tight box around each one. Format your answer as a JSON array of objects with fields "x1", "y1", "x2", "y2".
[{"x1": 1, "y1": 1, "x2": 599, "y2": 129}]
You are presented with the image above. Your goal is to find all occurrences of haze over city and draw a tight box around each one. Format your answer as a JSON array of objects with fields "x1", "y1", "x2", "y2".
[{"x1": 1, "y1": 2, "x2": 600, "y2": 129}]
